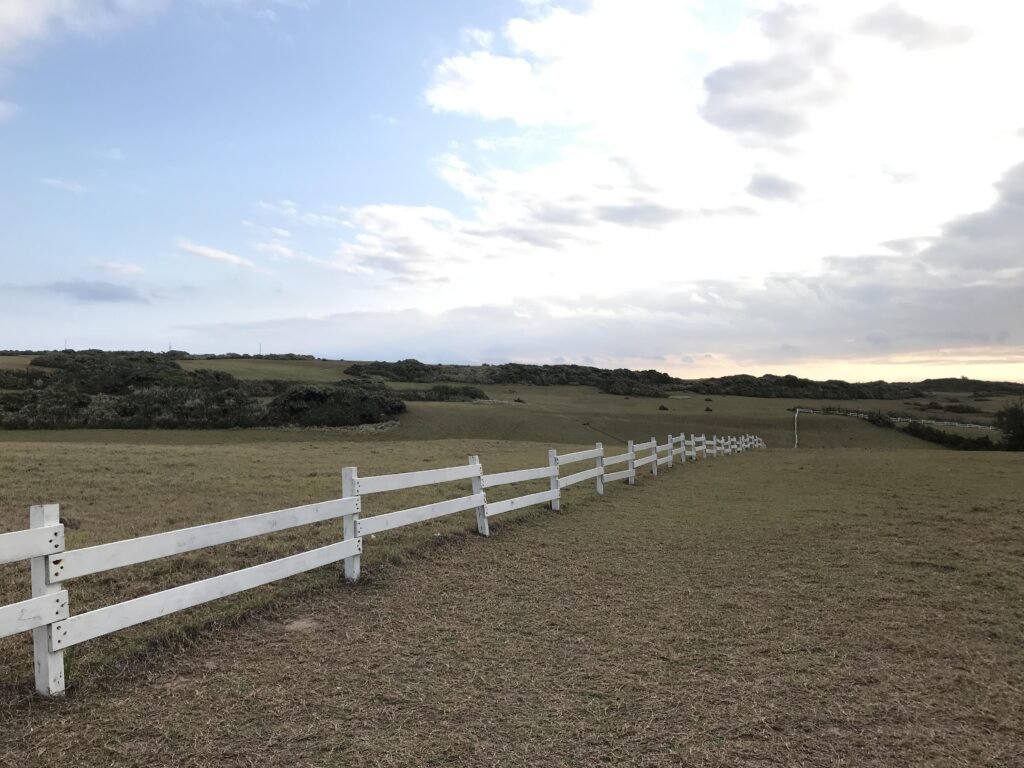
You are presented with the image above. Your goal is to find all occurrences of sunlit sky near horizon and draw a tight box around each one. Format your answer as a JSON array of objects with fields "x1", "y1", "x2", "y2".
[{"x1": 1, "y1": 0, "x2": 1023, "y2": 383}]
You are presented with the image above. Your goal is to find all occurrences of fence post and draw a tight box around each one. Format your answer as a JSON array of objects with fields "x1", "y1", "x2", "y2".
[
  {"x1": 469, "y1": 455, "x2": 488, "y2": 537},
  {"x1": 650, "y1": 436, "x2": 658, "y2": 476},
  {"x1": 627, "y1": 440, "x2": 636, "y2": 485},
  {"x1": 548, "y1": 449, "x2": 560, "y2": 510},
  {"x1": 341, "y1": 467, "x2": 361, "y2": 583},
  {"x1": 31, "y1": 503, "x2": 65, "y2": 697},
  {"x1": 666, "y1": 434, "x2": 673, "y2": 469},
  {"x1": 595, "y1": 442, "x2": 605, "y2": 497}
]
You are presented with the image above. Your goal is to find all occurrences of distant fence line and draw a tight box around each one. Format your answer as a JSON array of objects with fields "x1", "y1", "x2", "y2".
[
  {"x1": 1, "y1": 431, "x2": 766, "y2": 697},
  {"x1": 793, "y1": 407, "x2": 998, "y2": 447}
]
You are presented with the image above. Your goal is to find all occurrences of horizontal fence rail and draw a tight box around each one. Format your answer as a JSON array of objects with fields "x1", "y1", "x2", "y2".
[
  {"x1": 0, "y1": 592, "x2": 69, "y2": 640},
  {"x1": 0, "y1": 525, "x2": 64, "y2": 567},
  {"x1": 481, "y1": 465, "x2": 556, "y2": 488},
  {"x1": 356, "y1": 463, "x2": 482, "y2": 495},
  {"x1": 51, "y1": 539, "x2": 363, "y2": 650},
  {"x1": 356, "y1": 494, "x2": 485, "y2": 537},
  {"x1": 49, "y1": 498, "x2": 359, "y2": 583},
  {"x1": 485, "y1": 489, "x2": 560, "y2": 518},
  {"x1": 0, "y1": 429, "x2": 766, "y2": 697}
]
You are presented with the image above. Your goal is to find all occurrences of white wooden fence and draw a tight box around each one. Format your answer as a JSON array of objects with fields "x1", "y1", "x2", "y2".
[{"x1": 1, "y1": 430, "x2": 766, "y2": 697}]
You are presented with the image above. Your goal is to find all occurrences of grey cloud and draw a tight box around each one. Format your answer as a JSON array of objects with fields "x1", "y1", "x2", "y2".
[
  {"x1": 701, "y1": 7, "x2": 843, "y2": 142},
  {"x1": 701, "y1": 61, "x2": 810, "y2": 140},
  {"x1": 881, "y1": 236, "x2": 934, "y2": 255},
  {"x1": 759, "y1": 4, "x2": 804, "y2": 41},
  {"x1": 747, "y1": 172, "x2": 803, "y2": 201},
  {"x1": 596, "y1": 202, "x2": 685, "y2": 228},
  {"x1": 856, "y1": 4, "x2": 972, "y2": 50},
  {"x1": 482, "y1": 225, "x2": 574, "y2": 249},
  {"x1": 43, "y1": 280, "x2": 148, "y2": 303},
  {"x1": 922, "y1": 162, "x2": 1024, "y2": 271},
  {"x1": 527, "y1": 202, "x2": 594, "y2": 227}
]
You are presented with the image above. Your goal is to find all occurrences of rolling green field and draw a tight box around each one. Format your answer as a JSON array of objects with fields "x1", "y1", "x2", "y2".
[{"x1": 1, "y1": 365, "x2": 1021, "y2": 765}]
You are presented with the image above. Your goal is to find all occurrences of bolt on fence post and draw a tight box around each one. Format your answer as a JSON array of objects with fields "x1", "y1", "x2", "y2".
[
  {"x1": 469, "y1": 455, "x2": 488, "y2": 537},
  {"x1": 627, "y1": 440, "x2": 636, "y2": 485},
  {"x1": 30, "y1": 503, "x2": 65, "y2": 697},
  {"x1": 594, "y1": 442, "x2": 605, "y2": 497},
  {"x1": 548, "y1": 449, "x2": 561, "y2": 511},
  {"x1": 341, "y1": 467, "x2": 361, "y2": 583}
]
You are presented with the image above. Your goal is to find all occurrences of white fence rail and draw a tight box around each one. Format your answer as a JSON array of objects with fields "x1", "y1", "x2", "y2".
[{"x1": 0, "y1": 430, "x2": 766, "y2": 697}]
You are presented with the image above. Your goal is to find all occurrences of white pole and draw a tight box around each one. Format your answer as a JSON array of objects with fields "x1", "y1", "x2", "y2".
[
  {"x1": 341, "y1": 467, "x2": 360, "y2": 582},
  {"x1": 595, "y1": 442, "x2": 605, "y2": 497},
  {"x1": 548, "y1": 449, "x2": 561, "y2": 510},
  {"x1": 31, "y1": 504, "x2": 65, "y2": 697},
  {"x1": 470, "y1": 455, "x2": 488, "y2": 537}
]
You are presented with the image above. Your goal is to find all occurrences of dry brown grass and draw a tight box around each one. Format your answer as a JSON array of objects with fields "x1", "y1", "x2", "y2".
[
  {"x1": 0, "y1": 355, "x2": 34, "y2": 372},
  {"x1": 1, "y1": 436, "x2": 1022, "y2": 766}
]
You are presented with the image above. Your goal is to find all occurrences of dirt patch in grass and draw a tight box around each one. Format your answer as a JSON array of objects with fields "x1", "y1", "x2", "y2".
[{"x1": 2, "y1": 446, "x2": 1022, "y2": 766}]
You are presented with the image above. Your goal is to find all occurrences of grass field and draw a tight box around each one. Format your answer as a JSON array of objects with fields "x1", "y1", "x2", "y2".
[
  {"x1": 177, "y1": 357, "x2": 356, "y2": 381},
  {"x1": 0, "y1": 354, "x2": 34, "y2": 371},
  {"x1": 1, "y1": 377, "x2": 1021, "y2": 765}
]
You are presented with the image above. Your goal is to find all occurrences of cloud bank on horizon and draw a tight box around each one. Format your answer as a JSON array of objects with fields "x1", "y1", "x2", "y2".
[{"x1": 0, "y1": 0, "x2": 1022, "y2": 381}]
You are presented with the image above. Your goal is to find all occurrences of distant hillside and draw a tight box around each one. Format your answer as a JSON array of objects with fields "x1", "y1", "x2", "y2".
[
  {"x1": 910, "y1": 377, "x2": 1024, "y2": 395},
  {"x1": 681, "y1": 373, "x2": 929, "y2": 399},
  {"x1": 348, "y1": 360, "x2": 1024, "y2": 399},
  {"x1": 4, "y1": 351, "x2": 1022, "y2": 405},
  {"x1": 347, "y1": 360, "x2": 926, "y2": 399},
  {"x1": 347, "y1": 360, "x2": 673, "y2": 397}
]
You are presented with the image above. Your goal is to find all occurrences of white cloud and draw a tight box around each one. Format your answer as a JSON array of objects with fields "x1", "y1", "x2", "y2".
[
  {"x1": 461, "y1": 28, "x2": 493, "y2": 49},
  {"x1": 177, "y1": 237, "x2": 262, "y2": 271},
  {"x1": 41, "y1": 177, "x2": 88, "y2": 193},
  {"x1": 0, "y1": 100, "x2": 18, "y2": 121},
  {"x1": 248, "y1": 0, "x2": 1021, "y2": 372},
  {"x1": 257, "y1": 199, "x2": 343, "y2": 226},
  {"x1": 0, "y1": 0, "x2": 165, "y2": 64}
]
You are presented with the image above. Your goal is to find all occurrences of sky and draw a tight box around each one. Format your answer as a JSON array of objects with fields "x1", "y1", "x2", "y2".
[{"x1": 1, "y1": 0, "x2": 1022, "y2": 382}]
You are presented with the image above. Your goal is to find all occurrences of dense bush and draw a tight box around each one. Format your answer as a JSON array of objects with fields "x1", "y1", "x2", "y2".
[
  {"x1": 864, "y1": 411, "x2": 894, "y2": 428},
  {"x1": 903, "y1": 422, "x2": 995, "y2": 451},
  {"x1": 265, "y1": 382, "x2": 405, "y2": 426},
  {"x1": 0, "y1": 351, "x2": 404, "y2": 429},
  {"x1": 347, "y1": 361, "x2": 945, "y2": 400},
  {"x1": 399, "y1": 385, "x2": 488, "y2": 402},
  {"x1": 995, "y1": 401, "x2": 1024, "y2": 451},
  {"x1": 0, "y1": 368, "x2": 46, "y2": 390},
  {"x1": 348, "y1": 359, "x2": 675, "y2": 397}
]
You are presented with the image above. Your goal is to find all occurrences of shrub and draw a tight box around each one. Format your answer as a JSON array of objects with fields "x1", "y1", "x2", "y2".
[
  {"x1": 903, "y1": 422, "x2": 994, "y2": 451},
  {"x1": 399, "y1": 385, "x2": 488, "y2": 402},
  {"x1": 265, "y1": 382, "x2": 405, "y2": 427},
  {"x1": 995, "y1": 401, "x2": 1024, "y2": 450}
]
